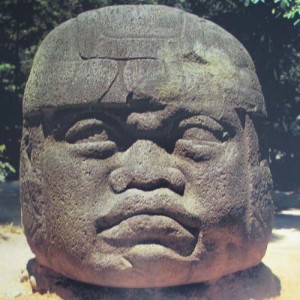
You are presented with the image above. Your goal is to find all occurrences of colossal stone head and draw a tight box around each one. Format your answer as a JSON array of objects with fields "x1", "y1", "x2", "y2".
[{"x1": 20, "y1": 5, "x2": 273, "y2": 288}]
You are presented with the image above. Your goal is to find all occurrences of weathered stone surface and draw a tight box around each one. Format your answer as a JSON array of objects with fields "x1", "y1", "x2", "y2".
[
  {"x1": 20, "y1": 5, "x2": 273, "y2": 288},
  {"x1": 26, "y1": 259, "x2": 280, "y2": 300}
]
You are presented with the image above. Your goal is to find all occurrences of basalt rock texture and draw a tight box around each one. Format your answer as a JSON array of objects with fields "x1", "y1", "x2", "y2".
[
  {"x1": 20, "y1": 5, "x2": 273, "y2": 288},
  {"x1": 26, "y1": 259, "x2": 280, "y2": 300}
]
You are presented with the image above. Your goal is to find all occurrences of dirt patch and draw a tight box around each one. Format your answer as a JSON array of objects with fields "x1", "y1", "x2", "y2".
[
  {"x1": 0, "y1": 225, "x2": 34, "y2": 299},
  {"x1": 263, "y1": 209, "x2": 300, "y2": 300}
]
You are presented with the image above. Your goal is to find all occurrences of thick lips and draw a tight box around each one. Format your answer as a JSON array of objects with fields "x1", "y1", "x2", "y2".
[{"x1": 98, "y1": 214, "x2": 198, "y2": 257}]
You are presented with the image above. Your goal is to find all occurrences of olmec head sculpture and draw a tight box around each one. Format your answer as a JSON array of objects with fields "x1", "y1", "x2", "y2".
[{"x1": 21, "y1": 5, "x2": 273, "y2": 288}]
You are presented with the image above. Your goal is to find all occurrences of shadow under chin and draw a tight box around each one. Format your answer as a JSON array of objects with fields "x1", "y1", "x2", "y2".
[{"x1": 26, "y1": 259, "x2": 281, "y2": 300}]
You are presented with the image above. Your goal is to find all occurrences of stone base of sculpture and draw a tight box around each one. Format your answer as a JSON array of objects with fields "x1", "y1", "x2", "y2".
[{"x1": 27, "y1": 258, "x2": 280, "y2": 300}]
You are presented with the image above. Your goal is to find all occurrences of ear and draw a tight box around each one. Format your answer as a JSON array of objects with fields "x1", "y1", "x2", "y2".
[
  {"x1": 20, "y1": 125, "x2": 48, "y2": 260},
  {"x1": 243, "y1": 114, "x2": 274, "y2": 242}
]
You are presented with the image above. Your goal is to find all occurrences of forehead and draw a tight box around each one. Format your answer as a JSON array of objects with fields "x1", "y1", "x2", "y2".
[{"x1": 23, "y1": 5, "x2": 265, "y2": 120}]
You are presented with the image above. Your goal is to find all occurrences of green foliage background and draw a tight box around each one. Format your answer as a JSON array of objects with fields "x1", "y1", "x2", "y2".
[
  {"x1": 0, "y1": 144, "x2": 15, "y2": 183},
  {"x1": 0, "y1": 0, "x2": 299, "y2": 190}
]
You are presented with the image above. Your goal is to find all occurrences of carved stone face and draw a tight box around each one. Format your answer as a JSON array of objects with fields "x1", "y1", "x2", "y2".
[{"x1": 21, "y1": 5, "x2": 273, "y2": 288}]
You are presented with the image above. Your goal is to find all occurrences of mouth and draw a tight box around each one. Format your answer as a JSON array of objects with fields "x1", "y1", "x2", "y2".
[{"x1": 96, "y1": 214, "x2": 199, "y2": 256}]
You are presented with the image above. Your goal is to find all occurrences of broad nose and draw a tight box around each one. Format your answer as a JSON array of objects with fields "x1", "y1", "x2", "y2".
[{"x1": 109, "y1": 140, "x2": 185, "y2": 195}]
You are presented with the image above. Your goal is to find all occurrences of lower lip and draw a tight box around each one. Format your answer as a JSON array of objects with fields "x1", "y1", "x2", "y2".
[{"x1": 98, "y1": 214, "x2": 198, "y2": 256}]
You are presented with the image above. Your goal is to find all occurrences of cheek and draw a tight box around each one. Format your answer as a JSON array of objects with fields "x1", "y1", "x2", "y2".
[
  {"x1": 41, "y1": 144, "x2": 86, "y2": 202},
  {"x1": 40, "y1": 144, "x2": 110, "y2": 255},
  {"x1": 41, "y1": 143, "x2": 112, "y2": 200},
  {"x1": 40, "y1": 144, "x2": 107, "y2": 229},
  {"x1": 40, "y1": 142, "x2": 117, "y2": 226},
  {"x1": 184, "y1": 142, "x2": 249, "y2": 222}
]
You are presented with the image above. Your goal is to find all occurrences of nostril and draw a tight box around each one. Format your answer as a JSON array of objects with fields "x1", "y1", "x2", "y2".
[
  {"x1": 109, "y1": 170, "x2": 128, "y2": 193},
  {"x1": 109, "y1": 168, "x2": 185, "y2": 195},
  {"x1": 126, "y1": 178, "x2": 185, "y2": 195}
]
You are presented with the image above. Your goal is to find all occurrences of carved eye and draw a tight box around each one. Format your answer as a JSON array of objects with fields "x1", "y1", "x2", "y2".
[
  {"x1": 182, "y1": 127, "x2": 221, "y2": 143},
  {"x1": 65, "y1": 118, "x2": 117, "y2": 159},
  {"x1": 65, "y1": 119, "x2": 108, "y2": 143},
  {"x1": 174, "y1": 127, "x2": 226, "y2": 162}
]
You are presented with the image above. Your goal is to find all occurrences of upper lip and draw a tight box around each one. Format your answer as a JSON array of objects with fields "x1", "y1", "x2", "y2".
[
  {"x1": 94, "y1": 189, "x2": 201, "y2": 235},
  {"x1": 98, "y1": 214, "x2": 198, "y2": 256}
]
